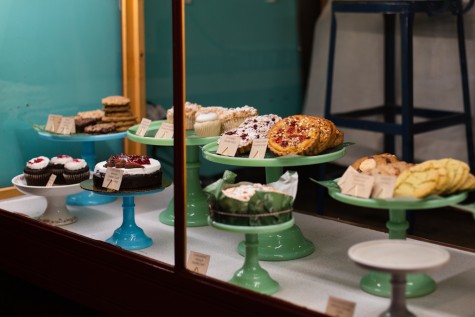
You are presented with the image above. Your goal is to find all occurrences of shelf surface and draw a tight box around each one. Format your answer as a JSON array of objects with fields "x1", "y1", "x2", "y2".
[{"x1": 1, "y1": 190, "x2": 474, "y2": 317}]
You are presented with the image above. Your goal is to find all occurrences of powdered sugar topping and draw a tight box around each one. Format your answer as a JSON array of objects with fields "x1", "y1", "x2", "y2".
[{"x1": 26, "y1": 156, "x2": 50, "y2": 169}]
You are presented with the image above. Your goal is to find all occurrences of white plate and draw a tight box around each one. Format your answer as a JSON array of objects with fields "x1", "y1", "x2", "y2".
[{"x1": 348, "y1": 239, "x2": 450, "y2": 273}]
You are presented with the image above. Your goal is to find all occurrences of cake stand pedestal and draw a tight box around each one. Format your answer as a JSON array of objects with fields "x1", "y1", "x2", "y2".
[
  {"x1": 35, "y1": 126, "x2": 127, "y2": 206},
  {"x1": 127, "y1": 120, "x2": 218, "y2": 227},
  {"x1": 209, "y1": 217, "x2": 295, "y2": 295},
  {"x1": 348, "y1": 239, "x2": 450, "y2": 317},
  {"x1": 321, "y1": 179, "x2": 466, "y2": 297},
  {"x1": 12, "y1": 174, "x2": 82, "y2": 226},
  {"x1": 80, "y1": 178, "x2": 172, "y2": 250},
  {"x1": 202, "y1": 141, "x2": 348, "y2": 261}
]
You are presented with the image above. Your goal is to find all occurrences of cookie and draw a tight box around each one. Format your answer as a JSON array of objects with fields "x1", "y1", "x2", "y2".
[
  {"x1": 76, "y1": 109, "x2": 104, "y2": 120},
  {"x1": 102, "y1": 115, "x2": 136, "y2": 123},
  {"x1": 351, "y1": 153, "x2": 399, "y2": 173},
  {"x1": 84, "y1": 123, "x2": 116, "y2": 134},
  {"x1": 103, "y1": 106, "x2": 131, "y2": 113},
  {"x1": 394, "y1": 161, "x2": 440, "y2": 198},
  {"x1": 438, "y1": 158, "x2": 470, "y2": 194},
  {"x1": 101, "y1": 95, "x2": 130, "y2": 106}
]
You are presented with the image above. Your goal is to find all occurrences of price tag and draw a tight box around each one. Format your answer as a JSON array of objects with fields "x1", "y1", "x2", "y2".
[
  {"x1": 56, "y1": 116, "x2": 76, "y2": 135},
  {"x1": 338, "y1": 166, "x2": 374, "y2": 198},
  {"x1": 136, "y1": 118, "x2": 152, "y2": 137},
  {"x1": 45, "y1": 114, "x2": 63, "y2": 133},
  {"x1": 154, "y1": 122, "x2": 174, "y2": 139},
  {"x1": 372, "y1": 175, "x2": 397, "y2": 199},
  {"x1": 46, "y1": 174, "x2": 57, "y2": 187},
  {"x1": 216, "y1": 135, "x2": 240, "y2": 157},
  {"x1": 325, "y1": 296, "x2": 356, "y2": 317},
  {"x1": 186, "y1": 251, "x2": 210, "y2": 275},
  {"x1": 102, "y1": 167, "x2": 124, "y2": 191},
  {"x1": 249, "y1": 138, "x2": 268, "y2": 159}
]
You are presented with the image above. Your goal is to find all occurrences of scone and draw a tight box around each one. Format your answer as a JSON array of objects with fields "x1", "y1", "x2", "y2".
[{"x1": 166, "y1": 101, "x2": 202, "y2": 130}]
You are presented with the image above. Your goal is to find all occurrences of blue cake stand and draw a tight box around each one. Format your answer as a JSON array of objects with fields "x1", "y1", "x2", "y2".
[
  {"x1": 35, "y1": 125, "x2": 127, "y2": 206},
  {"x1": 80, "y1": 178, "x2": 172, "y2": 250}
]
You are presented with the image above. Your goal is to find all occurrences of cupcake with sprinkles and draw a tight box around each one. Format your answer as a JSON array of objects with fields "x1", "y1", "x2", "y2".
[
  {"x1": 23, "y1": 156, "x2": 53, "y2": 186},
  {"x1": 63, "y1": 158, "x2": 90, "y2": 184},
  {"x1": 50, "y1": 155, "x2": 73, "y2": 185}
]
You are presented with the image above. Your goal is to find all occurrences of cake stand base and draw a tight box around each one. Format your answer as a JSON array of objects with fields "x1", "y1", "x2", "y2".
[
  {"x1": 159, "y1": 195, "x2": 209, "y2": 227},
  {"x1": 39, "y1": 195, "x2": 78, "y2": 226},
  {"x1": 106, "y1": 226, "x2": 153, "y2": 251},
  {"x1": 237, "y1": 224, "x2": 315, "y2": 261},
  {"x1": 361, "y1": 271, "x2": 436, "y2": 298}
]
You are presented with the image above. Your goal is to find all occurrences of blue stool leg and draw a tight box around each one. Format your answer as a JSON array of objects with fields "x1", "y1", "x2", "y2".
[
  {"x1": 456, "y1": 8, "x2": 475, "y2": 172},
  {"x1": 383, "y1": 13, "x2": 396, "y2": 154},
  {"x1": 324, "y1": 9, "x2": 337, "y2": 118},
  {"x1": 399, "y1": 12, "x2": 415, "y2": 164}
]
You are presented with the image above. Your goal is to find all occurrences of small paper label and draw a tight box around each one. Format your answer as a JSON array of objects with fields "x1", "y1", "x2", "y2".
[
  {"x1": 325, "y1": 296, "x2": 356, "y2": 317},
  {"x1": 46, "y1": 174, "x2": 57, "y2": 187},
  {"x1": 45, "y1": 114, "x2": 63, "y2": 133},
  {"x1": 186, "y1": 251, "x2": 210, "y2": 275},
  {"x1": 154, "y1": 122, "x2": 174, "y2": 139},
  {"x1": 338, "y1": 166, "x2": 374, "y2": 198},
  {"x1": 102, "y1": 167, "x2": 124, "y2": 191},
  {"x1": 371, "y1": 175, "x2": 397, "y2": 199},
  {"x1": 216, "y1": 135, "x2": 240, "y2": 157},
  {"x1": 56, "y1": 116, "x2": 76, "y2": 135},
  {"x1": 249, "y1": 138, "x2": 268, "y2": 159},
  {"x1": 136, "y1": 118, "x2": 152, "y2": 137}
]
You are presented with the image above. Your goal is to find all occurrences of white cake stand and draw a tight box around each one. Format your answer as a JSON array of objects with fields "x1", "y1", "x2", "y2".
[
  {"x1": 348, "y1": 239, "x2": 450, "y2": 317},
  {"x1": 11, "y1": 174, "x2": 83, "y2": 226}
]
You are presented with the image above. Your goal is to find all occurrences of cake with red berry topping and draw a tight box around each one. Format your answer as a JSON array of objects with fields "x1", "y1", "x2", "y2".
[
  {"x1": 92, "y1": 154, "x2": 162, "y2": 190},
  {"x1": 23, "y1": 156, "x2": 53, "y2": 186},
  {"x1": 218, "y1": 114, "x2": 282, "y2": 154}
]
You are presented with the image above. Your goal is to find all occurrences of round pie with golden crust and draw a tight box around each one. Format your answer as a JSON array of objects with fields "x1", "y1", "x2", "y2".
[{"x1": 266, "y1": 115, "x2": 343, "y2": 156}]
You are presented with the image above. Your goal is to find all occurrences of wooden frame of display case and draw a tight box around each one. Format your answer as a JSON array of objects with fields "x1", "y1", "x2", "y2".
[{"x1": 0, "y1": 1, "x2": 326, "y2": 315}]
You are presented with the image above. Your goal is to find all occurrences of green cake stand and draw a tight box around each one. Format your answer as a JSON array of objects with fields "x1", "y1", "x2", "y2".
[
  {"x1": 128, "y1": 121, "x2": 218, "y2": 227},
  {"x1": 202, "y1": 142, "x2": 349, "y2": 261},
  {"x1": 317, "y1": 179, "x2": 467, "y2": 298},
  {"x1": 209, "y1": 217, "x2": 295, "y2": 295}
]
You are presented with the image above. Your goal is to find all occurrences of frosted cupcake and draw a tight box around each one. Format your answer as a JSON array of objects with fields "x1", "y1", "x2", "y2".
[
  {"x1": 166, "y1": 101, "x2": 202, "y2": 130},
  {"x1": 63, "y1": 158, "x2": 90, "y2": 184},
  {"x1": 23, "y1": 156, "x2": 52, "y2": 186},
  {"x1": 50, "y1": 155, "x2": 73, "y2": 184},
  {"x1": 194, "y1": 111, "x2": 222, "y2": 137}
]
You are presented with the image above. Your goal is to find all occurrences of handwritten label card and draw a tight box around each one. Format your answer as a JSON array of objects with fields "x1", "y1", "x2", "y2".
[
  {"x1": 136, "y1": 118, "x2": 152, "y2": 137},
  {"x1": 154, "y1": 122, "x2": 174, "y2": 139},
  {"x1": 216, "y1": 135, "x2": 240, "y2": 157},
  {"x1": 372, "y1": 175, "x2": 397, "y2": 199},
  {"x1": 249, "y1": 138, "x2": 268, "y2": 159},
  {"x1": 338, "y1": 166, "x2": 374, "y2": 199},
  {"x1": 46, "y1": 174, "x2": 57, "y2": 187},
  {"x1": 102, "y1": 167, "x2": 124, "y2": 191},
  {"x1": 186, "y1": 251, "x2": 210, "y2": 275},
  {"x1": 325, "y1": 296, "x2": 356, "y2": 317},
  {"x1": 45, "y1": 114, "x2": 63, "y2": 133},
  {"x1": 56, "y1": 116, "x2": 76, "y2": 135}
]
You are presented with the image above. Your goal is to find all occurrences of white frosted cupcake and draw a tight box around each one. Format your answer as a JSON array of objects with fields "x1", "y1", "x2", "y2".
[
  {"x1": 63, "y1": 158, "x2": 90, "y2": 184},
  {"x1": 50, "y1": 155, "x2": 73, "y2": 185},
  {"x1": 194, "y1": 112, "x2": 221, "y2": 137}
]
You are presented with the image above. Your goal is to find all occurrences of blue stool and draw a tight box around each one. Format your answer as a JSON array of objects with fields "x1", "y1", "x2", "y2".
[{"x1": 324, "y1": 0, "x2": 475, "y2": 170}]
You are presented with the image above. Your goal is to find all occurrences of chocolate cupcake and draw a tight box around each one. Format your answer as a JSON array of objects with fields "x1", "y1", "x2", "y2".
[
  {"x1": 23, "y1": 156, "x2": 53, "y2": 186},
  {"x1": 50, "y1": 155, "x2": 73, "y2": 185},
  {"x1": 63, "y1": 158, "x2": 90, "y2": 184}
]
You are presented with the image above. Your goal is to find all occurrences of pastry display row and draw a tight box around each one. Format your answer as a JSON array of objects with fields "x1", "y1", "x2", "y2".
[{"x1": 5, "y1": 111, "x2": 475, "y2": 316}]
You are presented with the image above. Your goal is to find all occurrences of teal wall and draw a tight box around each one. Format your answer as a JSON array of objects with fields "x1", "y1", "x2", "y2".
[
  {"x1": 0, "y1": 0, "x2": 303, "y2": 186},
  {"x1": 0, "y1": 0, "x2": 123, "y2": 187},
  {"x1": 145, "y1": 0, "x2": 303, "y2": 177}
]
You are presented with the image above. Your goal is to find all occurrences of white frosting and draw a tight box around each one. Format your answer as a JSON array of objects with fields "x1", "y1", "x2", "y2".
[
  {"x1": 94, "y1": 158, "x2": 161, "y2": 175},
  {"x1": 64, "y1": 159, "x2": 88, "y2": 171},
  {"x1": 195, "y1": 112, "x2": 218, "y2": 122},
  {"x1": 51, "y1": 155, "x2": 73, "y2": 165},
  {"x1": 26, "y1": 156, "x2": 50, "y2": 169}
]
